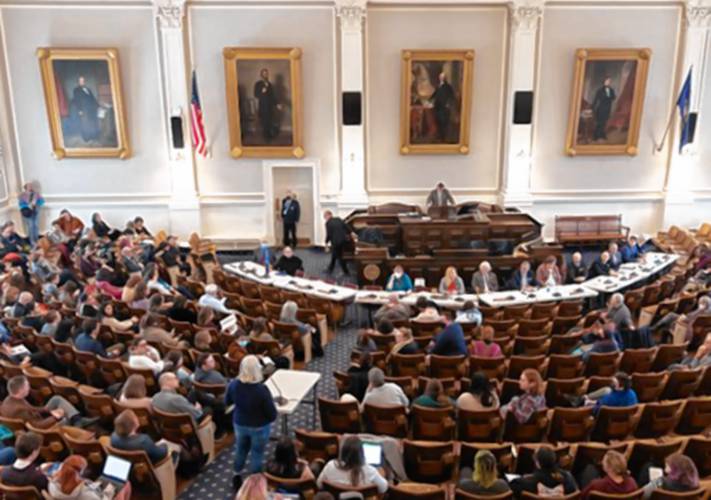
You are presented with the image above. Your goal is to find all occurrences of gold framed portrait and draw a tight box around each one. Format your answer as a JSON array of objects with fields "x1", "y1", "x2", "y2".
[
  {"x1": 400, "y1": 49, "x2": 474, "y2": 155},
  {"x1": 565, "y1": 48, "x2": 651, "y2": 156},
  {"x1": 223, "y1": 47, "x2": 304, "y2": 159},
  {"x1": 37, "y1": 48, "x2": 130, "y2": 159}
]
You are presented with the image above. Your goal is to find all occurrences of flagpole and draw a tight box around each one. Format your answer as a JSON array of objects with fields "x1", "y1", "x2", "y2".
[{"x1": 655, "y1": 108, "x2": 676, "y2": 153}]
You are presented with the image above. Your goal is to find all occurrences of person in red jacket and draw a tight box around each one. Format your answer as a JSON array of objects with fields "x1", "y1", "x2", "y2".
[{"x1": 582, "y1": 450, "x2": 638, "y2": 499}]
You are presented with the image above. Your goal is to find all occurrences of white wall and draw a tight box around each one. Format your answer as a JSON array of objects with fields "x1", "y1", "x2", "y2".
[
  {"x1": 366, "y1": 6, "x2": 506, "y2": 197},
  {"x1": 1, "y1": 6, "x2": 168, "y2": 229},
  {"x1": 0, "y1": 0, "x2": 708, "y2": 243}
]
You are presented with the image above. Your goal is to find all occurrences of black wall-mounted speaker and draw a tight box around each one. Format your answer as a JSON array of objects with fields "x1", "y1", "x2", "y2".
[
  {"x1": 688, "y1": 112, "x2": 698, "y2": 143},
  {"x1": 170, "y1": 116, "x2": 184, "y2": 149},
  {"x1": 343, "y1": 91, "x2": 362, "y2": 125},
  {"x1": 513, "y1": 91, "x2": 533, "y2": 124}
]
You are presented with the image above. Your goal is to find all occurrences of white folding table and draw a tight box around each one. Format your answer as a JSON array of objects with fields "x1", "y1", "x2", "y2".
[{"x1": 265, "y1": 369, "x2": 321, "y2": 436}]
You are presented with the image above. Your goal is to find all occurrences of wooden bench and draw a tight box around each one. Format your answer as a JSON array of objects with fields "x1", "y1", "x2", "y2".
[{"x1": 555, "y1": 215, "x2": 629, "y2": 245}]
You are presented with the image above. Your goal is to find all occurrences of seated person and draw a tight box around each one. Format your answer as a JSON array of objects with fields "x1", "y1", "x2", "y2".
[
  {"x1": 193, "y1": 329, "x2": 214, "y2": 352},
  {"x1": 389, "y1": 325, "x2": 419, "y2": 356},
  {"x1": 642, "y1": 454, "x2": 699, "y2": 499},
  {"x1": 117, "y1": 374, "x2": 153, "y2": 409},
  {"x1": 132, "y1": 216, "x2": 153, "y2": 240},
  {"x1": 469, "y1": 325, "x2": 502, "y2": 358},
  {"x1": 413, "y1": 300, "x2": 444, "y2": 323},
  {"x1": 582, "y1": 451, "x2": 638, "y2": 499},
  {"x1": 577, "y1": 320, "x2": 622, "y2": 362},
  {"x1": 455, "y1": 300, "x2": 482, "y2": 326},
  {"x1": 500, "y1": 369, "x2": 546, "y2": 424},
  {"x1": 457, "y1": 372, "x2": 500, "y2": 411},
  {"x1": 508, "y1": 260, "x2": 537, "y2": 291},
  {"x1": 621, "y1": 235, "x2": 644, "y2": 263},
  {"x1": 535, "y1": 255, "x2": 563, "y2": 287},
  {"x1": 197, "y1": 284, "x2": 232, "y2": 315},
  {"x1": 411, "y1": 378, "x2": 452, "y2": 408},
  {"x1": 429, "y1": 322, "x2": 467, "y2": 357},
  {"x1": 249, "y1": 317, "x2": 275, "y2": 342},
  {"x1": 48, "y1": 455, "x2": 104, "y2": 500},
  {"x1": 110, "y1": 409, "x2": 169, "y2": 465},
  {"x1": 266, "y1": 437, "x2": 315, "y2": 481},
  {"x1": 471, "y1": 261, "x2": 498, "y2": 294},
  {"x1": 154, "y1": 235, "x2": 185, "y2": 286},
  {"x1": 193, "y1": 353, "x2": 227, "y2": 385},
  {"x1": 373, "y1": 294, "x2": 411, "y2": 324},
  {"x1": 139, "y1": 313, "x2": 182, "y2": 347},
  {"x1": 128, "y1": 339, "x2": 165, "y2": 375},
  {"x1": 566, "y1": 252, "x2": 588, "y2": 284},
  {"x1": 280, "y1": 300, "x2": 323, "y2": 357},
  {"x1": 0, "y1": 432, "x2": 47, "y2": 492},
  {"x1": 167, "y1": 295, "x2": 198, "y2": 324},
  {"x1": 588, "y1": 251, "x2": 615, "y2": 278},
  {"x1": 152, "y1": 372, "x2": 204, "y2": 423},
  {"x1": 459, "y1": 450, "x2": 511, "y2": 495},
  {"x1": 608, "y1": 242, "x2": 623, "y2": 270},
  {"x1": 74, "y1": 318, "x2": 122, "y2": 357},
  {"x1": 385, "y1": 264, "x2": 413, "y2": 292},
  {"x1": 0, "y1": 375, "x2": 95, "y2": 429},
  {"x1": 585, "y1": 372, "x2": 638, "y2": 414},
  {"x1": 670, "y1": 332, "x2": 711, "y2": 370},
  {"x1": 354, "y1": 332, "x2": 378, "y2": 354},
  {"x1": 316, "y1": 436, "x2": 388, "y2": 494},
  {"x1": 439, "y1": 266, "x2": 465, "y2": 295},
  {"x1": 604, "y1": 293, "x2": 634, "y2": 335},
  {"x1": 274, "y1": 246, "x2": 303, "y2": 277},
  {"x1": 362, "y1": 367, "x2": 409, "y2": 408},
  {"x1": 344, "y1": 351, "x2": 372, "y2": 402},
  {"x1": 100, "y1": 302, "x2": 139, "y2": 332},
  {"x1": 511, "y1": 447, "x2": 578, "y2": 496}
]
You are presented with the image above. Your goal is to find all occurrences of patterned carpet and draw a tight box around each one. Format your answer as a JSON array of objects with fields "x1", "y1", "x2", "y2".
[{"x1": 178, "y1": 247, "x2": 359, "y2": 499}]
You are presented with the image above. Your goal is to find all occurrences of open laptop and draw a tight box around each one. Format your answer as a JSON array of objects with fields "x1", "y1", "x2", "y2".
[
  {"x1": 97, "y1": 455, "x2": 132, "y2": 493},
  {"x1": 362, "y1": 441, "x2": 383, "y2": 467}
]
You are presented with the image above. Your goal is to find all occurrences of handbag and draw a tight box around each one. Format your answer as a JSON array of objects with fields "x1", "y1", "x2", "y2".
[{"x1": 20, "y1": 207, "x2": 35, "y2": 218}]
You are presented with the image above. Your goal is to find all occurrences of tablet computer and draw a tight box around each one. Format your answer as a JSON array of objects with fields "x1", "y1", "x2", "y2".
[{"x1": 362, "y1": 441, "x2": 383, "y2": 467}]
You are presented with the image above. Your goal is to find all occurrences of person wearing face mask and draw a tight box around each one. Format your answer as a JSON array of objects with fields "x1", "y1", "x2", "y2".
[
  {"x1": 385, "y1": 265, "x2": 413, "y2": 292},
  {"x1": 281, "y1": 190, "x2": 301, "y2": 248},
  {"x1": 274, "y1": 246, "x2": 303, "y2": 276}
]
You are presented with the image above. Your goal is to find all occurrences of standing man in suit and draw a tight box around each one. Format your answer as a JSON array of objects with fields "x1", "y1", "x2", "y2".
[
  {"x1": 281, "y1": 190, "x2": 300, "y2": 248},
  {"x1": 471, "y1": 261, "x2": 499, "y2": 294},
  {"x1": 431, "y1": 72, "x2": 455, "y2": 142},
  {"x1": 592, "y1": 76, "x2": 616, "y2": 141},
  {"x1": 72, "y1": 76, "x2": 100, "y2": 143},
  {"x1": 426, "y1": 182, "x2": 456, "y2": 208},
  {"x1": 324, "y1": 210, "x2": 356, "y2": 276},
  {"x1": 254, "y1": 68, "x2": 280, "y2": 143}
]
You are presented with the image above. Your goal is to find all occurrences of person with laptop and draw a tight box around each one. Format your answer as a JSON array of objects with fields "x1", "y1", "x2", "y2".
[
  {"x1": 47, "y1": 455, "x2": 104, "y2": 500},
  {"x1": 316, "y1": 435, "x2": 388, "y2": 494}
]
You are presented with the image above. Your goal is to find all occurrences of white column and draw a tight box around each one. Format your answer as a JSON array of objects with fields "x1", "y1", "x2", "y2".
[
  {"x1": 153, "y1": 0, "x2": 200, "y2": 238},
  {"x1": 499, "y1": 1, "x2": 543, "y2": 209},
  {"x1": 662, "y1": 0, "x2": 710, "y2": 227},
  {"x1": 335, "y1": 0, "x2": 369, "y2": 213}
]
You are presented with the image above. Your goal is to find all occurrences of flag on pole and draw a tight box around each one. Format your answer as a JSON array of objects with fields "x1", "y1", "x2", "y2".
[
  {"x1": 676, "y1": 67, "x2": 692, "y2": 153},
  {"x1": 190, "y1": 70, "x2": 208, "y2": 157}
]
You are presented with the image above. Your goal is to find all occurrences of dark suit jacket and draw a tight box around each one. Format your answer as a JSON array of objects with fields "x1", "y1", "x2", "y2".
[
  {"x1": 589, "y1": 258, "x2": 612, "y2": 278},
  {"x1": 508, "y1": 270, "x2": 537, "y2": 291},
  {"x1": 325, "y1": 217, "x2": 352, "y2": 247},
  {"x1": 0, "y1": 396, "x2": 56, "y2": 429},
  {"x1": 281, "y1": 198, "x2": 300, "y2": 224}
]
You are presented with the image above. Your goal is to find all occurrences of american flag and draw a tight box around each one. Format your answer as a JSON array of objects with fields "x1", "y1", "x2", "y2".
[{"x1": 190, "y1": 70, "x2": 208, "y2": 157}]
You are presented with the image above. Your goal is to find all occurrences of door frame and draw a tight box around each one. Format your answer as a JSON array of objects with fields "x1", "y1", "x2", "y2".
[{"x1": 263, "y1": 158, "x2": 321, "y2": 246}]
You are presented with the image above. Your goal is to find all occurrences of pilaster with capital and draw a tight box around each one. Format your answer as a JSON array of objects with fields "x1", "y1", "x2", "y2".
[
  {"x1": 499, "y1": 1, "x2": 543, "y2": 208},
  {"x1": 152, "y1": 0, "x2": 200, "y2": 237},
  {"x1": 662, "y1": 0, "x2": 711, "y2": 226},
  {"x1": 335, "y1": 0, "x2": 368, "y2": 211}
]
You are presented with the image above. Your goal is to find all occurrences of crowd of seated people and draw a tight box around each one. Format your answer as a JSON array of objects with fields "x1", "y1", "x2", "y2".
[{"x1": 0, "y1": 206, "x2": 707, "y2": 499}]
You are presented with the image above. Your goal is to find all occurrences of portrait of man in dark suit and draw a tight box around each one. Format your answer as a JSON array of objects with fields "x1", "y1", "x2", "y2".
[
  {"x1": 72, "y1": 75, "x2": 100, "y2": 143},
  {"x1": 592, "y1": 76, "x2": 616, "y2": 141},
  {"x1": 236, "y1": 59, "x2": 293, "y2": 147},
  {"x1": 431, "y1": 72, "x2": 456, "y2": 142}
]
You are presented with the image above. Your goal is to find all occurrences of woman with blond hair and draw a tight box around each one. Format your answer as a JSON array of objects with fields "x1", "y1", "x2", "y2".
[
  {"x1": 459, "y1": 449, "x2": 511, "y2": 495},
  {"x1": 225, "y1": 355, "x2": 277, "y2": 481},
  {"x1": 438, "y1": 266, "x2": 465, "y2": 295},
  {"x1": 235, "y1": 473, "x2": 269, "y2": 500},
  {"x1": 500, "y1": 368, "x2": 546, "y2": 424},
  {"x1": 582, "y1": 450, "x2": 637, "y2": 498}
]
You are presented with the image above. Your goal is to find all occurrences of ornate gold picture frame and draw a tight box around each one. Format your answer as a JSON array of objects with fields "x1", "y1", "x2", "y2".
[
  {"x1": 565, "y1": 48, "x2": 651, "y2": 156},
  {"x1": 223, "y1": 47, "x2": 304, "y2": 159},
  {"x1": 37, "y1": 48, "x2": 130, "y2": 159},
  {"x1": 400, "y1": 49, "x2": 474, "y2": 155}
]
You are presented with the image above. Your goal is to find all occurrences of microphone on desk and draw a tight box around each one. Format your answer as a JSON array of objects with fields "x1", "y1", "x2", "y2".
[{"x1": 270, "y1": 378, "x2": 288, "y2": 407}]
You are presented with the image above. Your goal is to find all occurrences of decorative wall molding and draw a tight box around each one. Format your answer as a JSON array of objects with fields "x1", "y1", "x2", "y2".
[
  {"x1": 153, "y1": 0, "x2": 185, "y2": 28},
  {"x1": 685, "y1": 0, "x2": 711, "y2": 28},
  {"x1": 335, "y1": 0, "x2": 366, "y2": 32},
  {"x1": 509, "y1": 1, "x2": 544, "y2": 32}
]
